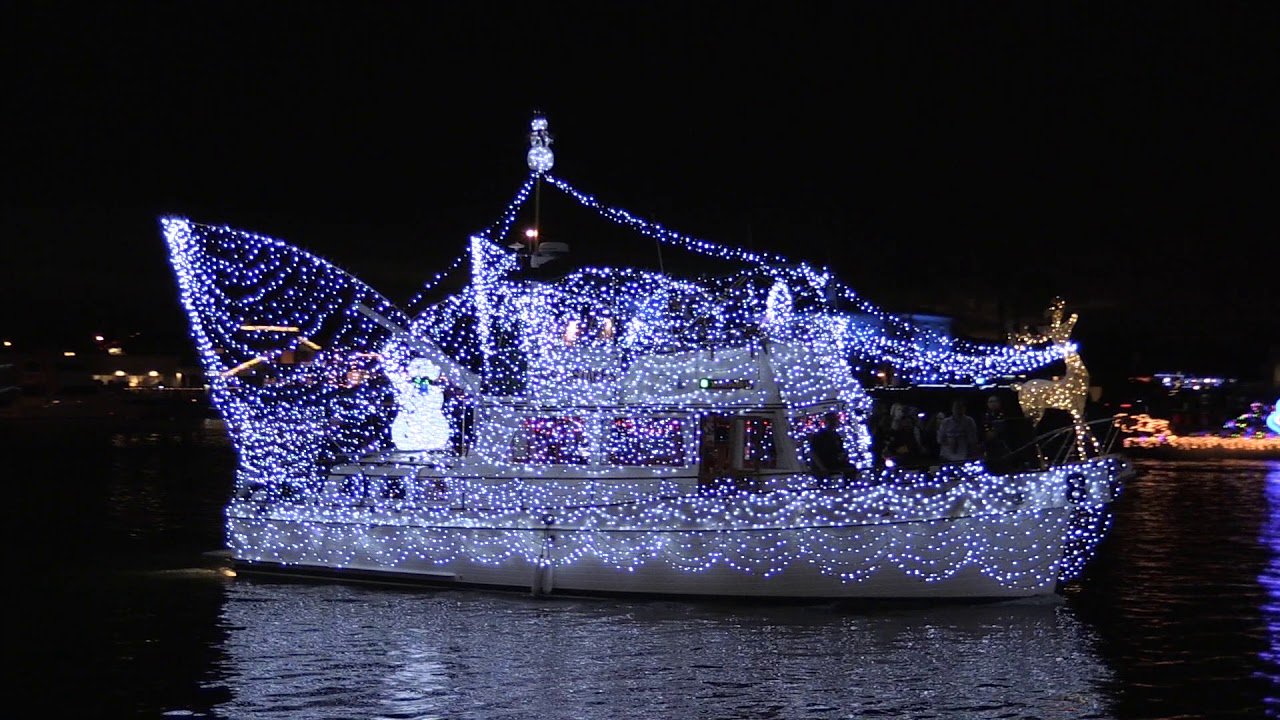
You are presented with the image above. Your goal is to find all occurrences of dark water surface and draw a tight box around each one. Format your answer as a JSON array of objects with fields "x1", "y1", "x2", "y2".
[{"x1": 8, "y1": 418, "x2": 1280, "y2": 719}]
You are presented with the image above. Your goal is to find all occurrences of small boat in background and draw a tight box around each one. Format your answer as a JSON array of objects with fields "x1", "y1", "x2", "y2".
[{"x1": 1115, "y1": 405, "x2": 1280, "y2": 460}]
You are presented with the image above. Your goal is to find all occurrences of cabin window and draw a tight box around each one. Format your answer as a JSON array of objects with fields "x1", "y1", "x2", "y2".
[
  {"x1": 563, "y1": 319, "x2": 582, "y2": 346},
  {"x1": 607, "y1": 417, "x2": 685, "y2": 466},
  {"x1": 742, "y1": 417, "x2": 777, "y2": 468},
  {"x1": 512, "y1": 416, "x2": 589, "y2": 464},
  {"x1": 564, "y1": 315, "x2": 616, "y2": 346}
]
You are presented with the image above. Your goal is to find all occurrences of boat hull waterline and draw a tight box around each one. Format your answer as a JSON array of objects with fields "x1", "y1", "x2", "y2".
[{"x1": 226, "y1": 457, "x2": 1126, "y2": 599}]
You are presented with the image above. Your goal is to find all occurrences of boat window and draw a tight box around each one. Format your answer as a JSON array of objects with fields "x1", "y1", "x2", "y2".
[
  {"x1": 607, "y1": 417, "x2": 685, "y2": 466},
  {"x1": 742, "y1": 417, "x2": 777, "y2": 469},
  {"x1": 512, "y1": 417, "x2": 589, "y2": 464}
]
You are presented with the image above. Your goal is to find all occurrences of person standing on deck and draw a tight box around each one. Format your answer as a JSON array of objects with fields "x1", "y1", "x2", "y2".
[
  {"x1": 809, "y1": 410, "x2": 850, "y2": 478},
  {"x1": 982, "y1": 394, "x2": 1014, "y2": 472},
  {"x1": 937, "y1": 399, "x2": 979, "y2": 463}
]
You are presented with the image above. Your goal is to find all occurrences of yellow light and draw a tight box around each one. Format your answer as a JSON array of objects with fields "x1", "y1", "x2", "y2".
[
  {"x1": 3, "y1": 340, "x2": 12, "y2": 347},
  {"x1": 299, "y1": 337, "x2": 322, "y2": 350},
  {"x1": 107, "y1": 347, "x2": 123, "y2": 355},
  {"x1": 113, "y1": 370, "x2": 126, "y2": 377},
  {"x1": 222, "y1": 357, "x2": 266, "y2": 377},
  {"x1": 147, "y1": 370, "x2": 159, "y2": 377},
  {"x1": 94, "y1": 335, "x2": 104, "y2": 342},
  {"x1": 238, "y1": 325, "x2": 300, "y2": 332},
  {"x1": 1125, "y1": 435, "x2": 1280, "y2": 452},
  {"x1": 63, "y1": 351, "x2": 76, "y2": 357}
]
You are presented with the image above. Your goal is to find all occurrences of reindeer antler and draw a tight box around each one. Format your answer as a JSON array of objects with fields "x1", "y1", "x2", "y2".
[
  {"x1": 1045, "y1": 297, "x2": 1077, "y2": 344},
  {"x1": 1010, "y1": 298, "x2": 1079, "y2": 348},
  {"x1": 1009, "y1": 324, "x2": 1042, "y2": 349},
  {"x1": 1047, "y1": 297, "x2": 1065, "y2": 325}
]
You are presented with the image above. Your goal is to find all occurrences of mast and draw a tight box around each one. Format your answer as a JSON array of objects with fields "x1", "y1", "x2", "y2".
[{"x1": 526, "y1": 113, "x2": 555, "y2": 258}]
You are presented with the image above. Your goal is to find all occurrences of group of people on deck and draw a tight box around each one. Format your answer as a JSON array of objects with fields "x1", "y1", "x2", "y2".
[{"x1": 808, "y1": 395, "x2": 1022, "y2": 479}]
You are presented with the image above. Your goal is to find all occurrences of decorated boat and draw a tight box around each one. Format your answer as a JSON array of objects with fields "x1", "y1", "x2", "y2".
[
  {"x1": 164, "y1": 116, "x2": 1132, "y2": 599},
  {"x1": 1114, "y1": 402, "x2": 1280, "y2": 460}
]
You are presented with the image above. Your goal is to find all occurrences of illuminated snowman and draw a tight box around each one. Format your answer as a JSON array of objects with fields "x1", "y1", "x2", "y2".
[{"x1": 386, "y1": 357, "x2": 450, "y2": 452}]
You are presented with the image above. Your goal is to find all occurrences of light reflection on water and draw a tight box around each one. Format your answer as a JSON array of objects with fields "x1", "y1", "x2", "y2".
[
  {"x1": 201, "y1": 583, "x2": 1113, "y2": 719},
  {"x1": 1258, "y1": 464, "x2": 1280, "y2": 717}
]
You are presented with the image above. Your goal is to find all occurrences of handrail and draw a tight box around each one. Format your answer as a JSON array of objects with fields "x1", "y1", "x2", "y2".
[{"x1": 1004, "y1": 416, "x2": 1117, "y2": 466}]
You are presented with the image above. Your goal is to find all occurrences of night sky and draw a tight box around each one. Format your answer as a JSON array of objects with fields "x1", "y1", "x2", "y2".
[{"x1": 4, "y1": 2, "x2": 1277, "y2": 383}]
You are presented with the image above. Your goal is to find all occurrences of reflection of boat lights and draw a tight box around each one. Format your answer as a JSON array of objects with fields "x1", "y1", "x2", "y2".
[
  {"x1": 1256, "y1": 465, "x2": 1280, "y2": 695},
  {"x1": 209, "y1": 583, "x2": 1109, "y2": 718}
]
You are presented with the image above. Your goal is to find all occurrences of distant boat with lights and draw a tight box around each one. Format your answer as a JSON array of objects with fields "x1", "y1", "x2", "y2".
[
  {"x1": 163, "y1": 115, "x2": 1133, "y2": 599},
  {"x1": 1114, "y1": 402, "x2": 1280, "y2": 460}
]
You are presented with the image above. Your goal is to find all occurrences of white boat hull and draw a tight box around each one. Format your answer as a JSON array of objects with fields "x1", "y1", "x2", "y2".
[
  {"x1": 229, "y1": 511, "x2": 1070, "y2": 598},
  {"x1": 224, "y1": 455, "x2": 1127, "y2": 599}
]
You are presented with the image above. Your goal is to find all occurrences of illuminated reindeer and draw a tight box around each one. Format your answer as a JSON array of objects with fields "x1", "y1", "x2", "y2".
[{"x1": 1011, "y1": 298, "x2": 1099, "y2": 460}]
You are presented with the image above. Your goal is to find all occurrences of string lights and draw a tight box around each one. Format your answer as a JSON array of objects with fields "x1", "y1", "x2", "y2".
[
  {"x1": 161, "y1": 116, "x2": 1129, "y2": 597},
  {"x1": 1117, "y1": 411, "x2": 1280, "y2": 455}
]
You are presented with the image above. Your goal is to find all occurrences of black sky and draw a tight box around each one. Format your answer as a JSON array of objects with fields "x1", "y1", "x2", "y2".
[{"x1": 3, "y1": 2, "x2": 1277, "y2": 382}]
